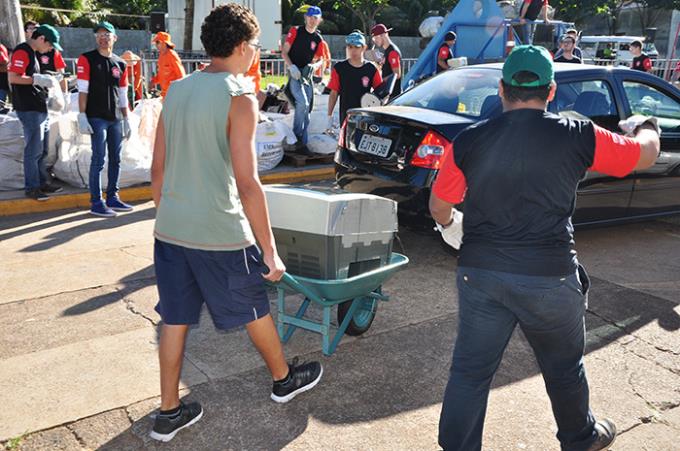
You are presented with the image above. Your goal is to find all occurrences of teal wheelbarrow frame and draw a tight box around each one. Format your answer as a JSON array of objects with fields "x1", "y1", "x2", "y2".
[{"x1": 269, "y1": 253, "x2": 409, "y2": 356}]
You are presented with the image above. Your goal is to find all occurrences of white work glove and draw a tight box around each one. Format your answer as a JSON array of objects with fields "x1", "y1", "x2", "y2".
[
  {"x1": 32, "y1": 73, "x2": 57, "y2": 89},
  {"x1": 121, "y1": 117, "x2": 132, "y2": 140},
  {"x1": 77, "y1": 113, "x2": 93, "y2": 135},
  {"x1": 435, "y1": 208, "x2": 464, "y2": 250},
  {"x1": 289, "y1": 65, "x2": 301, "y2": 81},
  {"x1": 618, "y1": 114, "x2": 660, "y2": 137}
]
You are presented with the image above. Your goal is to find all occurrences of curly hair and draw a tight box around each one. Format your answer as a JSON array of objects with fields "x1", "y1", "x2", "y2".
[{"x1": 200, "y1": 3, "x2": 260, "y2": 58}]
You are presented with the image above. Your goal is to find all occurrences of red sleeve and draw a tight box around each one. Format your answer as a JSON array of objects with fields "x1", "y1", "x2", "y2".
[
  {"x1": 388, "y1": 50, "x2": 400, "y2": 71},
  {"x1": 523, "y1": 0, "x2": 532, "y2": 4},
  {"x1": 119, "y1": 64, "x2": 128, "y2": 88},
  {"x1": 285, "y1": 27, "x2": 298, "y2": 45},
  {"x1": 53, "y1": 51, "x2": 66, "y2": 70},
  {"x1": 589, "y1": 125, "x2": 641, "y2": 177},
  {"x1": 643, "y1": 57, "x2": 653, "y2": 72},
  {"x1": 438, "y1": 46, "x2": 449, "y2": 60},
  {"x1": 0, "y1": 45, "x2": 8, "y2": 65},
  {"x1": 314, "y1": 39, "x2": 325, "y2": 59},
  {"x1": 328, "y1": 67, "x2": 340, "y2": 92},
  {"x1": 432, "y1": 145, "x2": 467, "y2": 204},
  {"x1": 8, "y1": 49, "x2": 30, "y2": 75},
  {"x1": 76, "y1": 55, "x2": 90, "y2": 80},
  {"x1": 371, "y1": 68, "x2": 382, "y2": 89}
]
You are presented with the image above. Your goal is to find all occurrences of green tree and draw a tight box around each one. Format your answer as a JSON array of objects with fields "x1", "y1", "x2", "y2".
[{"x1": 334, "y1": 0, "x2": 391, "y2": 34}]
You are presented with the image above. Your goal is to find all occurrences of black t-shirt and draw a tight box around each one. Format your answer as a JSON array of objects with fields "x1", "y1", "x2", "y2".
[
  {"x1": 37, "y1": 49, "x2": 63, "y2": 73},
  {"x1": 554, "y1": 55, "x2": 582, "y2": 64},
  {"x1": 286, "y1": 26, "x2": 323, "y2": 69},
  {"x1": 328, "y1": 60, "x2": 382, "y2": 123},
  {"x1": 9, "y1": 42, "x2": 47, "y2": 112},
  {"x1": 632, "y1": 53, "x2": 652, "y2": 72},
  {"x1": 77, "y1": 50, "x2": 127, "y2": 121},
  {"x1": 524, "y1": 0, "x2": 545, "y2": 21},
  {"x1": 382, "y1": 43, "x2": 402, "y2": 96},
  {"x1": 436, "y1": 44, "x2": 453, "y2": 73},
  {"x1": 433, "y1": 109, "x2": 641, "y2": 276}
]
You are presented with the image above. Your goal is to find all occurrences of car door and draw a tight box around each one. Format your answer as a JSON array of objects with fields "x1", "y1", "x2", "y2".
[
  {"x1": 615, "y1": 74, "x2": 680, "y2": 216},
  {"x1": 549, "y1": 75, "x2": 634, "y2": 224}
]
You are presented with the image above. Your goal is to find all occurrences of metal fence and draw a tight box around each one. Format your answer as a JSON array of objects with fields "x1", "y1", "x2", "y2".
[{"x1": 63, "y1": 56, "x2": 680, "y2": 89}]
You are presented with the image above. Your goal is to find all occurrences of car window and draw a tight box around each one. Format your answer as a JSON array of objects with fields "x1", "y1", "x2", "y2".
[
  {"x1": 623, "y1": 81, "x2": 680, "y2": 132},
  {"x1": 549, "y1": 79, "x2": 619, "y2": 130},
  {"x1": 394, "y1": 68, "x2": 501, "y2": 118}
]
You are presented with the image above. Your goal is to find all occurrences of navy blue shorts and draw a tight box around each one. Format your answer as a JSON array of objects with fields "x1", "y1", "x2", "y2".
[{"x1": 154, "y1": 239, "x2": 270, "y2": 330}]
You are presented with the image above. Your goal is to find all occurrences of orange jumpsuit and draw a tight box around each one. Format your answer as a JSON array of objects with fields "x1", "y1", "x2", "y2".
[
  {"x1": 314, "y1": 40, "x2": 331, "y2": 78},
  {"x1": 127, "y1": 62, "x2": 143, "y2": 104},
  {"x1": 152, "y1": 49, "x2": 186, "y2": 97}
]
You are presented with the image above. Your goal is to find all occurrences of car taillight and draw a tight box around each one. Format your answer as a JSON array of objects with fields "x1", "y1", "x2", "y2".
[
  {"x1": 410, "y1": 130, "x2": 451, "y2": 169},
  {"x1": 338, "y1": 117, "x2": 349, "y2": 148}
]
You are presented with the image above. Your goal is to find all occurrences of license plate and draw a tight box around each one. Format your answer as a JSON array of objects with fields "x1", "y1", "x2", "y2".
[{"x1": 357, "y1": 134, "x2": 392, "y2": 157}]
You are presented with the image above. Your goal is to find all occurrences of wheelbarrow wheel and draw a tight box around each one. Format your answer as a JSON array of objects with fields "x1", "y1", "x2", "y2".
[{"x1": 337, "y1": 294, "x2": 378, "y2": 336}]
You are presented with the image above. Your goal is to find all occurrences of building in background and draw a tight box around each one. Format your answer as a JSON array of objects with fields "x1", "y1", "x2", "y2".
[{"x1": 167, "y1": 0, "x2": 282, "y2": 51}]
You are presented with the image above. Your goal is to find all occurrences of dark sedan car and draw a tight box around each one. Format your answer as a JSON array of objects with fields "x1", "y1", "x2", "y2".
[{"x1": 335, "y1": 63, "x2": 680, "y2": 226}]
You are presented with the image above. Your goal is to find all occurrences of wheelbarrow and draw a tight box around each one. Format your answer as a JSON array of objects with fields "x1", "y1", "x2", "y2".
[{"x1": 269, "y1": 253, "x2": 409, "y2": 356}]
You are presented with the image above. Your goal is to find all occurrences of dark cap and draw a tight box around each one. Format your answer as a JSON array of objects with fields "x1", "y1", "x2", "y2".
[
  {"x1": 371, "y1": 24, "x2": 392, "y2": 36},
  {"x1": 34, "y1": 24, "x2": 62, "y2": 52},
  {"x1": 502, "y1": 45, "x2": 554, "y2": 87},
  {"x1": 93, "y1": 21, "x2": 116, "y2": 35},
  {"x1": 445, "y1": 31, "x2": 457, "y2": 42},
  {"x1": 305, "y1": 6, "x2": 322, "y2": 17}
]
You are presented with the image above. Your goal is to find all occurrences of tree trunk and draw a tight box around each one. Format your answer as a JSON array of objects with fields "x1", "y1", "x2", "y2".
[
  {"x1": 184, "y1": 0, "x2": 194, "y2": 51},
  {"x1": 0, "y1": 0, "x2": 25, "y2": 48}
]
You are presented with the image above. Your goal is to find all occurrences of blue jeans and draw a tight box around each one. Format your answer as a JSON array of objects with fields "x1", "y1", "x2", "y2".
[
  {"x1": 88, "y1": 118, "x2": 122, "y2": 203},
  {"x1": 439, "y1": 265, "x2": 597, "y2": 451},
  {"x1": 523, "y1": 23, "x2": 537, "y2": 45},
  {"x1": 289, "y1": 76, "x2": 313, "y2": 145},
  {"x1": 17, "y1": 110, "x2": 49, "y2": 191},
  {"x1": 0, "y1": 89, "x2": 7, "y2": 105}
]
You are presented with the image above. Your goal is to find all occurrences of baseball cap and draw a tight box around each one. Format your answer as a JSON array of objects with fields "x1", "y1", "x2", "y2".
[
  {"x1": 346, "y1": 31, "x2": 366, "y2": 47},
  {"x1": 371, "y1": 24, "x2": 392, "y2": 36},
  {"x1": 445, "y1": 31, "x2": 457, "y2": 42},
  {"x1": 153, "y1": 31, "x2": 175, "y2": 48},
  {"x1": 502, "y1": 45, "x2": 554, "y2": 87},
  {"x1": 94, "y1": 21, "x2": 116, "y2": 35},
  {"x1": 560, "y1": 34, "x2": 575, "y2": 44},
  {"x1": 305, "y1": 6, "x2": 322, "y2": 17},
  {"x1": 34, "y1": 24, "x2": 62, "y2": 52}
]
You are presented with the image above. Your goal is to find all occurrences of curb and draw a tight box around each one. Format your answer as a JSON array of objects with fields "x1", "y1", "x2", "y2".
[{"x1": 0, "y1": 167, "x2": 335, "y2": 217}]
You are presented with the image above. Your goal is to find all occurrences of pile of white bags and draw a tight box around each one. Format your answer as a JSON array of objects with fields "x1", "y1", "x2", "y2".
[
  {"x1": 255, "y1": 118, "x2": 296, "y2": 172},
  {"x1": 0, "y1": 114, "x2": 26, "y2": 190},
  {"x1": 53, "y1": 106, "x2": 152, "y2": 189}
]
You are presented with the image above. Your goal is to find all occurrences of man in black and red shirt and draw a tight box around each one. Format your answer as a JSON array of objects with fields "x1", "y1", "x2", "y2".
[
  {"x1": 8, "y1": 24, "x2": 64, "y2": 201},
  {"x1": 437, "y1": 31, "x2": 456, "y2": 74},
  {"x1": 37, "y1": 47, "x2": 68, "y2": 93},
  {"x1": 430, "y1": 46, "x2": 660, "y2": 451},
  {"x1": 630, "y1": 40, "x2": 653, "y2": 73},
  {"x1": 282, "y1": 6, "x2": 326, "y2": 149},
  {"x1": 519, "y1": 0, "x2": 549, "y2": 44},
  {"x1": 370, "y1": 23, "x2": 402, "y2": 98},
  {"x1": 76, "y1": 21, "x2": 133, "y2": 217},
  {"x1": 327, "y1": 32, "x2": 382, "y2": 125}
]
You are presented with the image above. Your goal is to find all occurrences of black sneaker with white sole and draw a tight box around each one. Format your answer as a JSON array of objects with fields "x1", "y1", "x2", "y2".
[
  {"x1": 149, "y1": 401, "x2": 203, "y2": 442},
  {"x1": 271, "y1": 358, "x2": 323, "y2": 403}
]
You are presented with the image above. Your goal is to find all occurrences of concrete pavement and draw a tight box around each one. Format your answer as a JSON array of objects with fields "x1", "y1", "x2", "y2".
[{"x1": 0, "y1": 203, "x2": 679, "y2": 450}]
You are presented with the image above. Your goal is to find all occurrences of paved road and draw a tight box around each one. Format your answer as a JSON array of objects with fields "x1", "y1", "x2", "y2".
[{"x1": 0, "y1": 204, "x2": 678, "y2": 450}]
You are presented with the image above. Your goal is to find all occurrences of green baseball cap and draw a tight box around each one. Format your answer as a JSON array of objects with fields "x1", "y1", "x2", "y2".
[
  {"x1": 34, "y1": 24, "x2": 62, "y2": 52},
  {"x1": 502, "y1": 45, "x2": 554, "y2": 87},
  {"x1": 93, "y1": 21, "x2": 116, "y2": 35}
]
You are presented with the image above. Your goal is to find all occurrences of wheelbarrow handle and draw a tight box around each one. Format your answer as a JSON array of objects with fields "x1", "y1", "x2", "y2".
[{"x1": 276, "y1": 272, "x2": 322, "y2": 303}]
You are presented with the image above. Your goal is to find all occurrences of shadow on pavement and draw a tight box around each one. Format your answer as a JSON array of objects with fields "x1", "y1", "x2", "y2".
[{"x1": 17, "y1": 207, "x2": 155, "y2": 253}]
